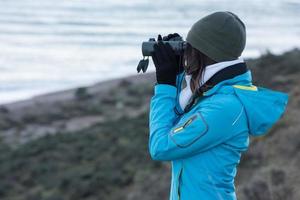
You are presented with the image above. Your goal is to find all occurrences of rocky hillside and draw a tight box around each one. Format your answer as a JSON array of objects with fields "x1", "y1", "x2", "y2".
[{"x1": 0, "y1": 49, "x2": 299, "y2": 200}]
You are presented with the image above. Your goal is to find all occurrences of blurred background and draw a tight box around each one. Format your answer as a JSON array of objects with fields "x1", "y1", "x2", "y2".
[
  {"x1": 0, "y1": 0, "x2": 299, "y2": 200},
  {"x1": 0, "y1": 0, "x2": 299, "y2": 104}
]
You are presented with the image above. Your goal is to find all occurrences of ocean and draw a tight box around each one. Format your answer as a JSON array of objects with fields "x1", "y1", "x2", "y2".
[{"x1": 0, "y1": 0, "x2": 299, "y2": 104}]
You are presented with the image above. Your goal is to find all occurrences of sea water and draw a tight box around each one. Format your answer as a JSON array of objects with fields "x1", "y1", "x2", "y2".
[{"x1": 0, "y1": 0, "x2": 299, "y2": 104}]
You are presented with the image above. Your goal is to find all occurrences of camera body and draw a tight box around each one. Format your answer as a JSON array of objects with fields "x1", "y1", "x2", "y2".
[{"x1": 141, "y1": 38, "x2": 187, "y2": 56}]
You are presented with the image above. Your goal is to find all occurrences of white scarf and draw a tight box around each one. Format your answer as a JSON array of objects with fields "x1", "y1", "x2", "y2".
[{"x1": 179, "y1": 58, "x2": 244, "y2": 111}]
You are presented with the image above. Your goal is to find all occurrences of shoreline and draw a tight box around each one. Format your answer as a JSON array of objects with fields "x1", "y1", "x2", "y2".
[
  {"x1": 1, "y1": 47, "x2": 297, "y2": 107},
  {"x1": 1, "y1": 71, "x2": 155, "y2": 112}
]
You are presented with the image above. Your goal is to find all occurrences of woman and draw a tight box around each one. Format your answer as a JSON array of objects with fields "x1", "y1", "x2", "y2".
[{"x1": 149, "y1": 11, "x2": 288, "y2": 200}]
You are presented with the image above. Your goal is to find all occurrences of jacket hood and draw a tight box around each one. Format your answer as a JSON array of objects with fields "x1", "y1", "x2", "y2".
[{"x1": 203, "y1": 70, "x2": 289, "y2": 136}]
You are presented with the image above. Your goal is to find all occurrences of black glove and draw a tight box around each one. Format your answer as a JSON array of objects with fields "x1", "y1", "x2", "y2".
[
  {"x1": 163, "y1": 33, "x2": 184, "y2": 75},
  {"x1": 162, "y1": 33, "x2": 182, "y2": 41},
  {"x1": 151, "y1": 33, "x2": 184, "y2": 86}
]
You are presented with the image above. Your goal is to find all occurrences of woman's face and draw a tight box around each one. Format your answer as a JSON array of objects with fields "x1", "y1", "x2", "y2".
[
  {"x1": 182, "y1": 43, "x2": 217, "y2": 93},
  {"x1": 183, "y1": 43, "x2": 203, "y2": 75},
  {"x1": 183, "y1": 43, "x2": 216, "y2": 74}
]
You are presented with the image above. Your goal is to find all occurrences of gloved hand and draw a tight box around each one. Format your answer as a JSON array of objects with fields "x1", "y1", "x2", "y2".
[
  {"x1": 163, "y1": 33, "x2": 184, "y2": 75},
  {"x1": 162, "y1": 33, "x2": 182, "y2": 41},
  {"x1": 151, "y1": 33, "x2": 184, "y2": 86}
]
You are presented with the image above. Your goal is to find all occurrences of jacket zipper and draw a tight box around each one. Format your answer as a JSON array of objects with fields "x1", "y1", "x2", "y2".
[
  {"x1": 173, "y1": 114, "x2": 198, "y2": 134},
  {"x1": 177, "y1": 168, "x2": 183, "y2": 200}
]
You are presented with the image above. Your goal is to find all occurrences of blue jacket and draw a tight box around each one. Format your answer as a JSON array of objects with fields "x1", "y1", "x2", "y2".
[{"x1": 149, "y1": 69, "x2": 288, "y2": 200}]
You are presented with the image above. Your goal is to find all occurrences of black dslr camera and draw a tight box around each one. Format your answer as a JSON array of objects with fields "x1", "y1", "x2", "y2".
[{"x1": 137, "y1": 37, "x2": 186, "y2": 73}]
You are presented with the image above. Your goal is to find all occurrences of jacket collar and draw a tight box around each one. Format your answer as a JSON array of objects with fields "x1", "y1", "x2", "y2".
[
  {"x1": 199, "y1": 58, "x2": 244, "y2": 87},
  {"x1": 203, "y1": 69, "x2": 253, "y2": 96}
]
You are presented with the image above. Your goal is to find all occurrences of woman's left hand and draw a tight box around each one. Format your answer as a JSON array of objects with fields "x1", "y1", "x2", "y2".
[{"x1": 151, "y1": 34, "x2": 183, "y2": 86}]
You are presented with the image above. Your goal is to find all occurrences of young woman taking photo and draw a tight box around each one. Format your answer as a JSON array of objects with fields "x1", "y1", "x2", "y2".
[{"x1": 149, "y1": 11, "x2": 288, "y2": 200}]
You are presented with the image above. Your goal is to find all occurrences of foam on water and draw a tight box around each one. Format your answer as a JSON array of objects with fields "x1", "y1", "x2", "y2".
[{"x1": 0, "y1": 0, "x2": 299, "y2": 104}]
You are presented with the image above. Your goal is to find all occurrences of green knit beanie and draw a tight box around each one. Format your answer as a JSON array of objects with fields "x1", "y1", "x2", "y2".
[{"x1": 186, "y1": 11, "x2": 246, "y2": 62}]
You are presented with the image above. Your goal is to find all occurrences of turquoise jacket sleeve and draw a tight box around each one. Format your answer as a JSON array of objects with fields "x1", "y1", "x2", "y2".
[{"x1": 149, "y1": 84, "x2": 244, "y2": 161}]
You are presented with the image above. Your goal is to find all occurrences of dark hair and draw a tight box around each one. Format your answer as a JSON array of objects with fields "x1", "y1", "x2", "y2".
[{"x1": 183, "y1": 42, "x2": 216, "y2": 93}]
